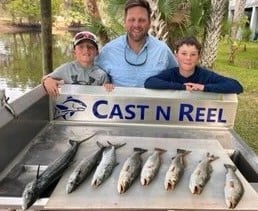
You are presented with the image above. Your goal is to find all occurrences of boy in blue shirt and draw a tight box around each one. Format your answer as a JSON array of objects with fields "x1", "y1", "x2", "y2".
[{"x1": 144, "y1": 36, "x2": 243, "y2": 94}]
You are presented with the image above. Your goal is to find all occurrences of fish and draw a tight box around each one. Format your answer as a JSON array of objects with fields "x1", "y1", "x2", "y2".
[
  {"x1": 140, "y1": 148, "x2": 166, "y2": 186},
  {"x1": 164, "y1": 148, "x2": 191, "y2": 190},
  {"x1": 21, "y1": 133, "x2": 96, "y2": 210},
  {"x1": 91, "y1": 141, "x2": 126, "y2": 187},
  {"x1": 117, "y1": 147, "x2": 147, "y2": 194},
  {"x1": 0, "y1": 93, "x2": 16, "y2": 118},
  {"x1": 54, "y1": 96, "x2": 87, "y2": 120},
  {"x1": 189, "y1": 152, "x2": 219, "y2": 194},
  {"x1": 224, "y1": 164, "x2": 244, "y2": 209},
  {"x1": 66, "y1": 141, "x2": 106, "y2": 194}
]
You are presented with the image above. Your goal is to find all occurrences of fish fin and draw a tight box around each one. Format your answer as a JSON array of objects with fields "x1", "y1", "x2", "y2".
[
  {"x1": 196, "y1": 169, "x2": 201, "y2": 176},
  {"x1": 36, "y1": 164, "x2": 41, "y2": 179},
  {"x1": 229, "y1": 181, "x2": 235, "y2": 188},
  {"x1": 69, "y1": 139, "x2": 77, "y2": 146},
  {"x1": 56, "y1": 104, "x2": 68, "y2": 110},
  {"x1": 208, "y1": 165, "x2": 213, "y2": 174},
  {"x1": 125, "y1": 165, "x2": 130, "y2": 172},
  {"x1": 179, "y1": 156, "x2": 185, "y2": 165},
  {"x1": 171, "y1": 166, "x2": 176, "y2": 172},
  {"x1": 66, "y1": 96, "x2": 73, "y2": 100}
]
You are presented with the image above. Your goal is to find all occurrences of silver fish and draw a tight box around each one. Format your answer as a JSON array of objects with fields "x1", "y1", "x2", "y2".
[
  {"x1": 189, "y1": 152, "x2": 219, "y2": 194},
  {"x1": 22, "y1": 133, "x2": 96, "y2": 210},
  {"x1": 0, "y1": 92, "x2": 16, "y2": 118},
  {"x1": 91, "y1": 141, "x2": 126, "y2": 187},
  {"x1": 117, "y1": 147, "x2": 147, "y2": 194},
  {"x1": 66, "y1": 141, "x2": 106, "y2": 194},
  {"x1": 224, "y1": 164, "x2": 244, "y2": 209},
  {"x1": 140, "y1": 148, "x2": 166, "y2": 186},
  {"x1": 164, "y1": 148, "x2": 191, "y2": 190}
]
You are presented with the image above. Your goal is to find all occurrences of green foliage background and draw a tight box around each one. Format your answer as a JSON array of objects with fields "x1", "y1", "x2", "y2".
[{"x1": 215, "y1": 40, "x2": 258, "y2": 154}]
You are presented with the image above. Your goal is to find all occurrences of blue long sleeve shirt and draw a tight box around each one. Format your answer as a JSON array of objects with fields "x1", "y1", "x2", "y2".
[
  {"x1": 144, "y1": 66, "x2": 243, "y2": 94},
  {"x1": 96, "y1": 34, "x2": 178, "y2": 87}
]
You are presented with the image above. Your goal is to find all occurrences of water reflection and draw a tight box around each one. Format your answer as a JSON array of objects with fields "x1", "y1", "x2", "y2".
[{"x1": 0, "y1": 31, "x2": 74, "y2": 101}]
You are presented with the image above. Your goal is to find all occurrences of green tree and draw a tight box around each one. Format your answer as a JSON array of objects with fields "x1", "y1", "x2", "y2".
[
  {"x1": 5, "y1": 0, "x2": 61, "y2": 25},
  {"x1": 6, "y1": 0, "x2": 40, "y2": 24},
  {"x1": 200, "y1": 0, "x2": 228, "y2": 68}
]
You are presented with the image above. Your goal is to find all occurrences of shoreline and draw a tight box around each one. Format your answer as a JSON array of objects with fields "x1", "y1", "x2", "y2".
[{"x1": 0, "y1": 19, "x2": 81, "y2": 34}]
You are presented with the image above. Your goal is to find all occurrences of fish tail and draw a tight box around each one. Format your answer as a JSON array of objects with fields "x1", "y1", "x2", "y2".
[
  {"x1": 96, "y1": 141, "x2": 105, "y2": 149},
  {"x1": 133, "y1": 147, "x2": 147, "y2": 154},
  {"x1": 207, "y1": 152, "x2": 219, "y2": 161},
  {"x1": 177, "y1": 148, "x2": 191, "y2": 155},
  {"x1": 78, "y1": 133, "x2": 97, "y2": 145},
  {"x1": 224, "y1": 164, "x2": 237, "y2": 172},
  {"x1": 107, "y1": 141, "x2": 126, "y2": 149},
  {"x1": 154, "y1": 147, "x2": 167, "y2": 154},
  {"x1": 4, "y1": 102, "x2": 17, "y2": 118}
]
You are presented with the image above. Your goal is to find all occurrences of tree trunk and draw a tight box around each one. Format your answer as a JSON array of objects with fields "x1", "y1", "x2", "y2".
[
  {"x1": 231, "y1": 0, "x2": 246, "y2": 40},
  {"x1": 147, "y1": 0, "x2": 168, "y2": 41},
  {"x1": 84, "y1": 0, "x2": 109, "y2": 45},
  {"x1": 40, "y1": 0, "x2": 52, "y2": 75},
  {"x1": 200, "y1": 0, "x2": 228, "y2": 68}
]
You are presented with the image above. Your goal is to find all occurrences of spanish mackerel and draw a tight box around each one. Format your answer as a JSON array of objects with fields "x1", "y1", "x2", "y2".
[
  {"x1": 117, "y1": 147, "x2": 147, "y2": 194},
  {"x1": 164, "y1": 148, "x2": 191, "y2": 190},
  {"x1": 189, "y1": 152, "x2": 219, "y2": 194},
  {"x1": 21, "y1": 133, "x2": 96, "y2": 210},
  {"x1": 140, "y1": 148, "x2": 166, "y2": 186},
  {"x1": 66, "y1": 141, "x2": 106, "y2": 194},
  {"x1": 91, "y1": 141, "x2": 126, "y2": 187},
  {"x1": 224, "y1": 164, "x2": 244, "y2": 209}
]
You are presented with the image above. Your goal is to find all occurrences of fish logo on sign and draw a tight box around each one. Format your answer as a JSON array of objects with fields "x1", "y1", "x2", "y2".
[{"x1": 54, "y1": 96, "x2": 87, "y2": 120}]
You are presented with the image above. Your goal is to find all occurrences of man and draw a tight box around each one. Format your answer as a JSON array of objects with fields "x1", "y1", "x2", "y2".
[
  {"x1": 42, "y1": 31, "x2": 109, "y2": 97},
  {"x1": 96, "y1": 0, "x2": 177, "y2": 88}
]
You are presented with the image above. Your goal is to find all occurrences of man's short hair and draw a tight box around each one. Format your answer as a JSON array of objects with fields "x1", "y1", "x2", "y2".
[{"x1": 124, "y1": 0, "x2": 152, "y2": 19}]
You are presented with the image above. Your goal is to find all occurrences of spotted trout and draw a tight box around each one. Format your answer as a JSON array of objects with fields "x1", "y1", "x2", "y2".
[
  {"x1": 66, "y1": 141, "x2": 106, "y2": 194},
  {"x1": 140, "y1": 148, "x2": 166, "y2": 186},
  {"x1": 189, "y1": 152, "x2": 219, "y2": 194},
  {"x1": 164, "y1": 148, "x2": 191, "y2": 190},
  {"x1": 117, "y1": 147, "x2": 147, "y2": 194},
  {"x1": 224, "y1": 164, "x2": 244, "y2": 209},
  {"x1": 22, "y1": 133, "x2": 96, "y2": 210},
  {"x1": 91, "y1": 141, "x2": 126, "y2": 187}
]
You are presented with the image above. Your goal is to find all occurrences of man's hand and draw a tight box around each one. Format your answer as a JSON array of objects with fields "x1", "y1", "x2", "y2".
[{"x1": 184, "y1": 82, "x2": 204, "y2": 91}]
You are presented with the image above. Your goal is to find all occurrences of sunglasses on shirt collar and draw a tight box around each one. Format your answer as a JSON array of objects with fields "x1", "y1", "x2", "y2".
[{"x1": 124, "y1": 46, "x2": 148, "y2": 66}]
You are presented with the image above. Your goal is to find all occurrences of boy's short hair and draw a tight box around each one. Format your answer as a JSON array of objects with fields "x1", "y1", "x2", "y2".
[
  {"x1": 73, "y1": 31, "x2": 98, "y2": 49},
  {"x1": 175, "y1": 36, "x2": 202, "y2": 54},
  {"x1": 124, "y1": 0, "x2": 152, "y2": 19}
]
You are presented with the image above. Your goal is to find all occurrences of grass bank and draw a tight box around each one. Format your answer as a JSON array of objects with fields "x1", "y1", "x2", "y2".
[{"x1": 214, "y1": 39, "x2": 258, "y2": 154}]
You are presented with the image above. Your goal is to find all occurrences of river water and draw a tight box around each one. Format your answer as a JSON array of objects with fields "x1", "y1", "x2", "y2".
[{"x1": 0, "y1": 31, "x2": 74, "y2": 102}]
